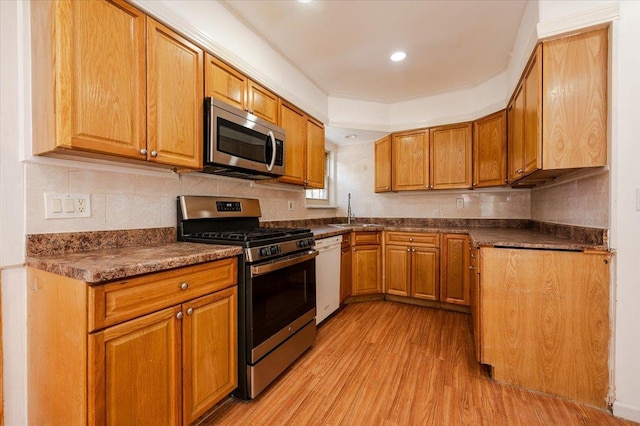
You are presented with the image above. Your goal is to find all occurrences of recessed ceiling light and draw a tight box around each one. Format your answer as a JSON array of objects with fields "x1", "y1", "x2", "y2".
[
  {"x1": 298, "y1": 0, "x2": 313, "y2": 3},
  {"x1": 390, "y1": 51, "x2": 406, "y2": 62},
  {"x1": 344, "y1": 134, "x2": 358, "y2": 140}
]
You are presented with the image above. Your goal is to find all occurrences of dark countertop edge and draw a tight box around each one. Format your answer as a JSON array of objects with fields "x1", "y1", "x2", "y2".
[
  {"x1": 25, "y1": 242, "x2": 243, "y2": 284},
  {"x1": 310, "y1": 225, "x2": 608, "y2": 252}
]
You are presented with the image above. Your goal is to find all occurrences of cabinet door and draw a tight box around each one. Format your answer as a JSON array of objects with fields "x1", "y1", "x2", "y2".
[
  {"x1": 204, "y1": 53, "x2": 247, "y2": 111},
  {"x1": 248, "y1": 80, "x2": 278, "y2": 124},
  {"x1": 481, "y1": 248, "x2": 610, "y2": 408},
  {"x1": 340, "y1": 246, "x2": 352, "y2": 303},
  {"x1": 507, "y1": 83, "x2": 525, "y2": 183},
  {"x1": 473, "y1": 111, "x2": 506, "y2": 188},
  {"x1": 392, "y1": 130, "x2": 429, "y2": 191},
  {"x1": 440, "y1": 234, "x2": 470, "y2": 305},
  {"x1": 32, "y1": 0, "x2": 147, "y2": 157},
  {"x1": 147, "y1": 17, "x2": 203, "y2": 169},
  {"x1": 278, "y1": 100, "x2": 307, "y2": 185},
  {"x1": 385, "y1": 245, "x2": 411, "y2": 297},
  {"x1": 430, "y1": 123, "x2": 473, "y2": 189},
  {"x1": 543, "y1": 29, "x2": 607, "y2": 169},
  {"x1": 352, "y1": 245, "x2": 382, "y2": 295},
  {"x1": 306, "y1": 117, "x2": 326, "y2": 189},
  {"x1": 182, "y1": 287, "x2": 238, "y2": 425},
  {"x1": 523, "y1": 45, "x2": 542, "y2": 176},
  {"x1": 411, "y1": 247, "x2": 439, "y2": 300},
  {"x1": 374, "y1": 135, "x2": 392, "y2": 192},
  {"x1": 88, "y1": 306, "x2": 182, "y2": 426}
]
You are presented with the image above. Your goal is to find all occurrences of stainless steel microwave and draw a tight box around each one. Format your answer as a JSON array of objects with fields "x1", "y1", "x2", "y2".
[{"x1": 203, "y1": 97, "x2": 285, "y2": 180}]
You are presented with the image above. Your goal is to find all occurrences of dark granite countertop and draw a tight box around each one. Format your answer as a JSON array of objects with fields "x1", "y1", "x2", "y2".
[
  {"x1": 310, "y1": 225, "x2": 608, "y2": 251},
  {"x1": 25, "y1": 242, "x2": 243, "y2": 284}
]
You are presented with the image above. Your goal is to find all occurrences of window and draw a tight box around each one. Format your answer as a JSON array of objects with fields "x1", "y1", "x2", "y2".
[{"x1": 306, "y1": 150, "x2": 334, "y2": 207}]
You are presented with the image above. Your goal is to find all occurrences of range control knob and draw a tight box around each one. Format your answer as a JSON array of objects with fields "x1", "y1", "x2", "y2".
[
  {"x1": 260, "y1": 247, "x2": 270, "y2": 256},
  {"x1": 298, "y1": 238, "x2": 314, "y2": 248}
]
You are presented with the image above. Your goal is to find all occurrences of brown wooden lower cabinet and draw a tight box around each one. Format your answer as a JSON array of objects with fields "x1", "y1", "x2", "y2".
[
  {"x1": 28, "y1": 258, "x2": 238, "y2": 425},
  {"x1": 351, "y1": 232, "x2": 382, "y2": 296},
  {"x1": 440, "y1": 234, "x2": 470, "y2": 305},
  {"x1": 385, "y1": 232, "x2": 470, "y2": 304},
  {"x1": 385, "y1": 232, "x2": 439, "y2": 300},
  {"x1": 479, "y1": 247, "x2": 610, "y2": 408}
]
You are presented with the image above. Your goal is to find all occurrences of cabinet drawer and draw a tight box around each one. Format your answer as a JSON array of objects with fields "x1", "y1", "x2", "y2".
[
  {"x1": 89, "y1": 257, "x2": 237, "y2": 331},
  {"x1": 352, "y1": 231, "x2": 380, "y2": 245},
  {"x1": 385, "y1": 232, "x2": 440, "y2": 247}
]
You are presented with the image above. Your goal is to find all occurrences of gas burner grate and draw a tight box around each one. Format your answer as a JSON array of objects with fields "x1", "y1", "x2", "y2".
[{"x1": 191, "y1": 227, "x2": 310, "y2": 242}]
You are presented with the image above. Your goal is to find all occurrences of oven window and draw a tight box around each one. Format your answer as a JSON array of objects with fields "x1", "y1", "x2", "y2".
[{"x1": 250, "y1": 258, "x2": 316, "y2": 348}]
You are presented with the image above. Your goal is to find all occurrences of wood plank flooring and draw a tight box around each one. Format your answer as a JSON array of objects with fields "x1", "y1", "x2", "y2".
[{"x1": 199, "y1": 301, "x2": 636, "y2": 426}]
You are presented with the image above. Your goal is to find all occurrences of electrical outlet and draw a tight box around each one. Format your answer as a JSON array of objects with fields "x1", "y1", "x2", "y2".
[
  {"x1": 456, "y1": 198, "x2": 464, "y2": 209},
  {"x1": 288, "y1": 200, "x2": 295, "y2": 211},
  {"x1": 45, "y1": 193, "x2": 91, "y2": 219}
]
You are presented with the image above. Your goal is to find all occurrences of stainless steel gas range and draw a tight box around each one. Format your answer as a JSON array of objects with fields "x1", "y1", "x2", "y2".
[{"x1": 177, "y1": 195, "x2": 317, "y2": 399}]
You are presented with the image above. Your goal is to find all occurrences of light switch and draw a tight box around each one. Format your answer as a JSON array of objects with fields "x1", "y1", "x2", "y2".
[
  {"x1": 63, "y1": 198, "x2": 75, "y2": 213},
  {"x1": 52, "y1": 198, "x2": 63, "y2": 213},
  {"x1": 45, "y1": 192, "x2": 91, "y2": 219}
]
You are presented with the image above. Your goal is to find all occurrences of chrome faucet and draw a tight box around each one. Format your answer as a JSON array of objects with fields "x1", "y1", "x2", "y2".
[{"x1": 347, "y1": 193, "x2": 354, "y2": 224}]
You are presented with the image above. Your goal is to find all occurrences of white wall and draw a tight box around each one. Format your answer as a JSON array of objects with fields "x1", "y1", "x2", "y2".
[
  {"x1": 0, "y1": 1, "x2": 28, "y2": 424},
  {"x1": 609, "y1": 1, "x2": 640, "y2": 421}
]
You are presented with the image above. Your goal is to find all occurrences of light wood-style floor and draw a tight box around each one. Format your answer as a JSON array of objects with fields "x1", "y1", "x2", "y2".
[{"x1": 200, "y1": 301, "x2": 636, "y2": 425}]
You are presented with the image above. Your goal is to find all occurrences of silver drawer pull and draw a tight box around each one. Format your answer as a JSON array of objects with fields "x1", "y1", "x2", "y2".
[{"x1": 180, "y1": 282, "x2": 189, "y2": 290}]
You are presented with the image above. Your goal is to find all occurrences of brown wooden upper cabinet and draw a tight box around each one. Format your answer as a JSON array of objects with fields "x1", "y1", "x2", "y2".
[
  {"x1": 392, "y1": 130, "x2": 430, "y2": 191},
  {"x1": 204, "y1": 54, "x2": 279, "y2": 124},
  {"x1": 374, "y1": 135, "x2": 392, "y2": 193},
  {"x1": 508, "y1": 28, "x2": 608, "y2": 186},
  {"x1": 429, "y1": 123, "x2": 473, "y2": 190},
  {"x1": 277, "y1": 100, "x2": 325, "y2": 188},
  {"x1": 146, "y1": 18, "x2": 204, "y2": 169},
  {"x1": 30, "y1": 0, "x2": 203, "y2": 170},
  {"x1": 473, "y1": 110, "x2": 506, "y2": 188}
]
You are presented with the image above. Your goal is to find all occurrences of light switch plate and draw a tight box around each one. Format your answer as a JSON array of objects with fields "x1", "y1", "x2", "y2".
[
  {"x1": 456, "y1": 198, "x2": 464, "y2": 209},
  {"x1": 45, "y1": 192, "x2": 91, "y2": 219},
  {"x1": 637, "y1": 188, "x2": 640, "y2": 211}
]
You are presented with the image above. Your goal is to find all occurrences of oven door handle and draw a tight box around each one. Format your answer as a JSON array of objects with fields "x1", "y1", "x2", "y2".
[{"x1": 250, "y1": 250, "x2": 318, "y2": 277}]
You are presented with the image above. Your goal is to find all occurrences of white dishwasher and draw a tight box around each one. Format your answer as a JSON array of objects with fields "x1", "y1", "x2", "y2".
[{"x1": 314, "y1": 235, "x2": 342, "y2": 324}]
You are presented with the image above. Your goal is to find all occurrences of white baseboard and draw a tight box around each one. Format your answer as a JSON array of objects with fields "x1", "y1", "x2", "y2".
[{"x1": 613, "y1": 401, "x2": 640, "y2": 423}]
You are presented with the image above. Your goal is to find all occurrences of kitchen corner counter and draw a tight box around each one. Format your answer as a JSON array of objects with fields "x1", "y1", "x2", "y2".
[
  {"x1": 25, "y1": 242, "x2": 243, "y2": 284},
  {"x1": 467, "y1": 228, "x2": 608, "y2": 251},
  {"x1": 309, "y1": 223, "x2": 608, "y2": 252}
]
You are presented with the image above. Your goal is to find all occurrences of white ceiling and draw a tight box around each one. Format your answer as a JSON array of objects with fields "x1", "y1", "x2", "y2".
[{"x1": 221, "y1": 0, "x2": 528, "y2": 144}]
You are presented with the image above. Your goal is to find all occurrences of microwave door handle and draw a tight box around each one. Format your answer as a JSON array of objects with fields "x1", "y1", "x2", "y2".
[{"x1": 266, "y1": 130, "x2": 276, "y2": 172}]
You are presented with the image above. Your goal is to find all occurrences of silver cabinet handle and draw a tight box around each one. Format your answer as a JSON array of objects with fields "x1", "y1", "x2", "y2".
[
  {"x1": 140, "y1": 148, "x2": 147, "y2": 155},
  {"x1": 407, "y1": 248, "x2": 411, "y2": 252},
  {"x1": 469, "y1": 265, "x2": 475, "y2": 270},
  {"x1": 151, "y1": 150, "x2": 158, "y2": 157},
  {"x1": 176, "y1": 312, "x2": 183, "y2": 319},
  {"x1": 186, "y1": 307, "x2": 194, "y2": 315},
  {"x1": 180, "y1": 282, "x2": 189, "y2": 290}
]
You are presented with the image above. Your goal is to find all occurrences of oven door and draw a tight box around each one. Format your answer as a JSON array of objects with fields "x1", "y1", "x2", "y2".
[{"x1": 247, "y1": 249, "x2": 317, "y2": 363}]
